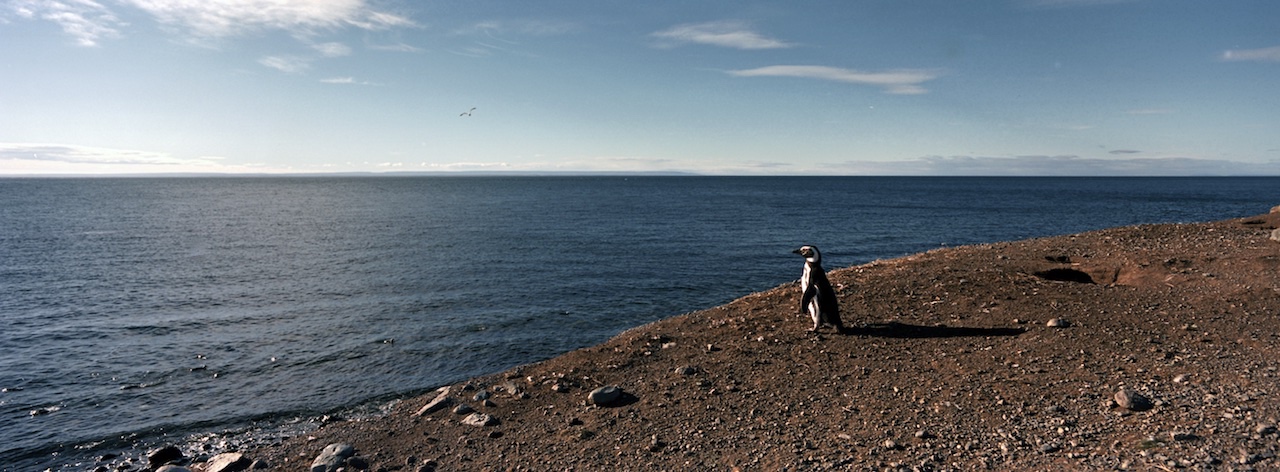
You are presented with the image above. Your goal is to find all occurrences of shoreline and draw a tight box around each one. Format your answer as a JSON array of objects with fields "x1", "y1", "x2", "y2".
[{"x1": 137, "y1": 208, "x2": 1280, "y2": 470}]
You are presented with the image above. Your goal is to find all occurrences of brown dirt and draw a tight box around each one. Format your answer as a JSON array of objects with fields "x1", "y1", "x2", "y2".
[{"x1": 246, "y1": 211, "x2": 1280, "y2": 471}]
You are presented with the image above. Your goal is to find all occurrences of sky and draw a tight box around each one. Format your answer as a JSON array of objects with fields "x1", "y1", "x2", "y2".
[{"x1": 1, "y1": 0, "x2": 1278, "y2": 176}]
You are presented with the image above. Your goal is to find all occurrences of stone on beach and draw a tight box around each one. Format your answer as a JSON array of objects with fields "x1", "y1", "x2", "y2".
[
  {"x1": 413, "y1": 387, "x2": 454, "y2": 417},
  {"x1": 310, "y1": 443, "x2": 356, "y2": 472},
  {"x1": 462, "y1": 412, "x2": 499, "y2": 427},
  {"x1": 206, "y1": 452, "x2": 253, "y2": 472},
  {"x1": 1115, "y1": 388, "x2": 1153, "y2": 411},
  {"x1": 147, "y1": 445, "x2": 184, "y2": 468},
  {"x1": 588, "y1": 385, "x2": 623, "y2": 406}
]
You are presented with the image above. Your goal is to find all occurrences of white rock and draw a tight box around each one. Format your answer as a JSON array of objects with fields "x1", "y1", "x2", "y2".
[
  {"x1": 206, "y1": 452, "x2": 252, "y2": 472},
  {"x1": 588, "y1": 385, "x2": 623, "y2": 406},
  {"x1": 414, "y1": 387, "x2": 454, "y2": 416},
  {"x1": 462, "y1": 412, "x2": 499, "y2": 427}
]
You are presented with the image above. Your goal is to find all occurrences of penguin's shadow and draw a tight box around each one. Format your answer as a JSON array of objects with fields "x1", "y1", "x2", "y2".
[{"x1": 841, "y1": 322, "x2": 1026, "y2": 338}]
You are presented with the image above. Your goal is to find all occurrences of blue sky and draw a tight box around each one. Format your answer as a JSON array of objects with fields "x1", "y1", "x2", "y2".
[{"x1": 1, "y1": 0, "x2": 1278, "y2": 175}]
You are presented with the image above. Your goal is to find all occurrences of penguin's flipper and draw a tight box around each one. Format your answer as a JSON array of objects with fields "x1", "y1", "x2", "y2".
[{"x1": 800, "y1": 284, "x2": 817, "y2": 314}]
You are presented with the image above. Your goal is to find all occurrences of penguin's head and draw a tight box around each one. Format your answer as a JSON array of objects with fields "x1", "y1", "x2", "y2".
[{"x1": 793, "y1": 245, "x2": 821, "y2": 263}]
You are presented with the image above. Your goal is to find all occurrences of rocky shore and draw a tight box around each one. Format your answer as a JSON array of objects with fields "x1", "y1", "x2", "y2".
[{"x1": 146, "y1": 208, "x2": 1279, "y2": 471}]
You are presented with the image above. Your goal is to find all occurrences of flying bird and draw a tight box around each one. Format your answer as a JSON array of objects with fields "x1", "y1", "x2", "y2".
[{"x1": 460, "y1": 107, "x2": 476, "y2": 117}]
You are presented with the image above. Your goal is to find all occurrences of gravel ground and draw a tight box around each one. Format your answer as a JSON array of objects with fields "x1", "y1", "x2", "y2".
[{"x1": 236, "y1": 209, "x2": 1280, "y2": 471}]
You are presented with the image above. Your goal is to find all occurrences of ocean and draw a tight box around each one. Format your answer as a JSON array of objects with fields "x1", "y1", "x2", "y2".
[{"x1": 1, "y1": 176, "x2": 1277, "y2": 470}]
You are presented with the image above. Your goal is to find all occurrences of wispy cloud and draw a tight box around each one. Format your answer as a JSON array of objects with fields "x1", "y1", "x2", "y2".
[
  {"x1": 0, "y1": 142, "x2": 220, "y2": 166},
  {"x1": 368, "y1": 42, "x2": 422, "y2": 53},
  {"x1": 312, "y1": 41, "x2": 351, "y2": 57},
  {"x1": 651, "y1": 20, "x2": 793, "y2": 50},
  {"x1": 833, "y1": 155, "x2": 1280, "y2": 176},
  {"x1": 258, "y1": 55, "x2": 311, "y2": 73},
  {"x1": 727, "y1": 65, "x2": 942, "y2": 95},
  {"x1": 320, "y1": 76, "x2": 380, "y2": 86},
  {"x1": 1221, "y1": 45, "x2": 1280, "y2": 63},
  {"x1": 254, "y1": 42, "x2": 350, "y2": 74},
  {"x1": 463, "y1": 19, "x2": 577, "y2": 37},
  {"x1": 9, "y1": 0, "x2": 415, "y2": 46},
  {"x1": 10, "y1": 0, "x2": 123, "y2": 46},
  {"x1": 125, "y1": 0, "x2": 413, "y2": 39},
  {"x1": 443, "y1": 19, "x2": 577, "y2": 58}
]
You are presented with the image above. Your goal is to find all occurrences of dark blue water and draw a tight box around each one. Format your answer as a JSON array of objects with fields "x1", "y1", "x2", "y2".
[{"x1": 2, "y1": 176, "x2": 1277, "y2": 470}]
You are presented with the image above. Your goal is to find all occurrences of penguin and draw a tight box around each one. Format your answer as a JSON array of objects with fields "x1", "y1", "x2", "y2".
[{"x1": 793, "y1": 245, "x2": 843, "y2": 332}]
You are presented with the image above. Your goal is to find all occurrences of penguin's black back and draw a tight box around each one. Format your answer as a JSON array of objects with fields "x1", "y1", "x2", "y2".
[{"x1": 809, "y1": 262, "x2": 841, "y2": 322}]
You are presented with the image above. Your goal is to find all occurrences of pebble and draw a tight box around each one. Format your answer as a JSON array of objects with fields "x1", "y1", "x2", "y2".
[
  {"x1": 1257, "y1": 423, "x2": 1277, "y2": 435},
  {"x1": 205, "y1": 452, "x2": 252, "y2": 472},
  {"x1": 588, "y1": 385, "x2": 623, "y2": 406},
  {"x1": 310, "y1": 443, "x2": 355, "y2": 472},
  {"x1": 674, "y1": 365, "x2": 698, "y2": 376},
  {"x1": 496, "y1": 381, "x2": 521, "y2": 396},
  {"x1": 414, "y1": 387, "x2": 454, "y2": 417},
  {"x1": 882, "y1": 439, "x2": 899, "y2": 450},
  {"x1": 462, "y1": 412, "x2": 499, "y2": 427},
  {"x1": 452, "y1": 404, "x2": 475, "y2": 415},
  {"x1": 1115, "y1": 388, "x2": 1153, "y2": 411},
  {"x1": 1046, "y1": 318, "x2": 1070, "y2": 328},
  {"x1": 346, "y1": 456, "x2": 370, "y2": 470},
  {"x1": 1239, "y1": 452, "x2": 1266, "y2": 465},
  {"x1": 155, "y1": 466, "x2": 192, "y2": 472},
  {"x1": 147, "y1": 445, "x2": 184, "y2": 469}
]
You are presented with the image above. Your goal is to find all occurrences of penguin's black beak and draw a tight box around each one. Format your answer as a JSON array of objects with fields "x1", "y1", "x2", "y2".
[{"x1": 792, "y1": 248, "x2": 803, "y2": 255}]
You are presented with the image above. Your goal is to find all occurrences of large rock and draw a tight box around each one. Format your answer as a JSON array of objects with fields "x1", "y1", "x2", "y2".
[
  {"x1": 1270, "y1": 228, "x2": 1279, "y2": 243},
  {"x1": 414, "y1": 387, "x2": 454, "y2": 416},
  {"x1": 1115, "y1": 388, "x2": 1153, "y2": 411},
  {"x1": 310, "y1": 443, "x2": 356, "y2": 472},
  {"x1": 206, "y1": 452, "x2": 253, "y2": 472},
  {"x1": 147, "y1": 445, "x2": 183, "y2": 469},
  {"x1": 588, "y1": 385, "x2": 623, "y2": 406}
]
